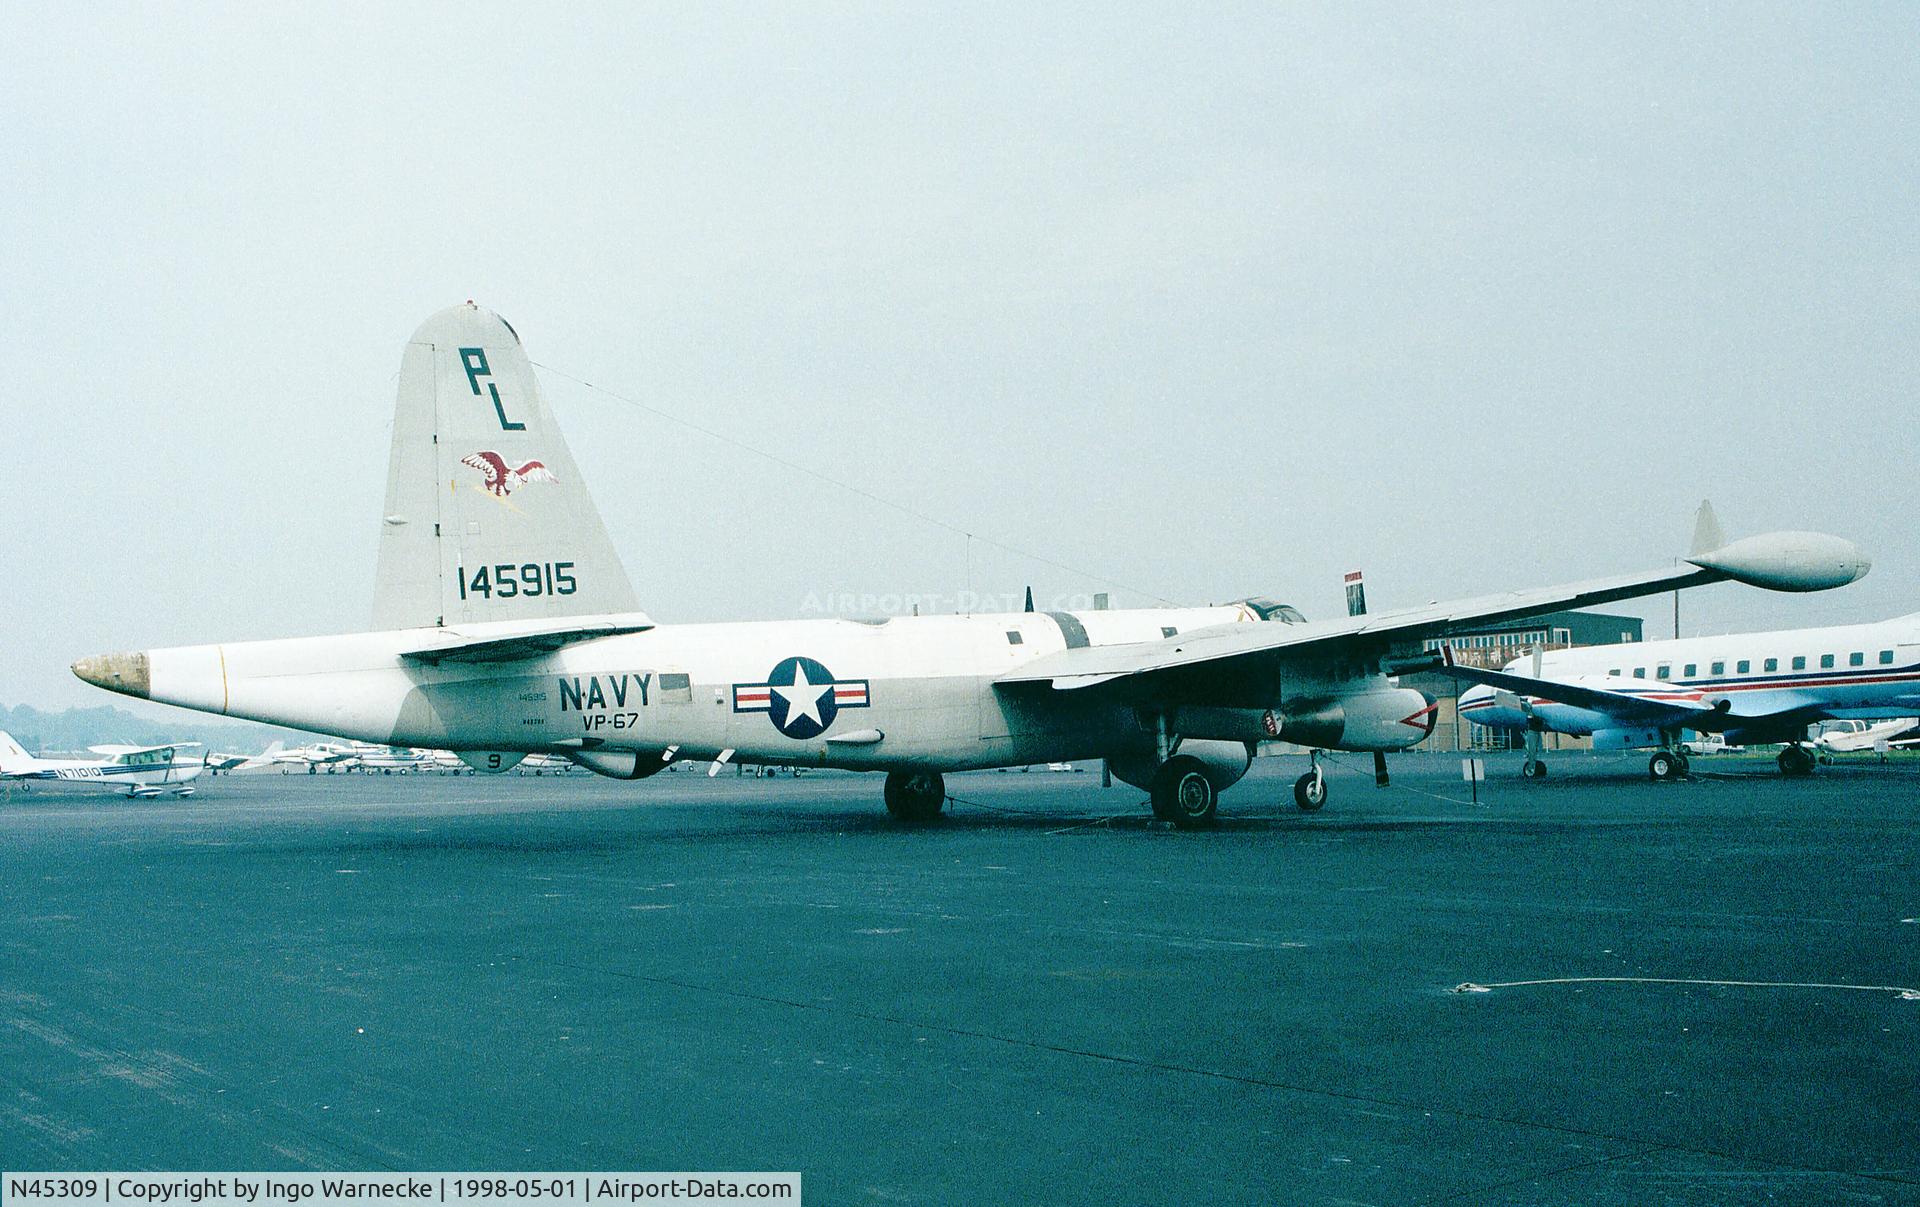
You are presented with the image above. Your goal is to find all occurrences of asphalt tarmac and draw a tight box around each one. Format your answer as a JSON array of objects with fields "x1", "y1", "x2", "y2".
[{"x1": 2, "y1": 753, "x2": 1916, "y2": 1204}]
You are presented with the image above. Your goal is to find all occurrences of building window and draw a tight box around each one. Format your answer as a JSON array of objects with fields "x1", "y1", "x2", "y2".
[
  {"x1": 1792, "y1": 656, "x2": 1807, "y2": 671},
  {"x1": 1765, "y1": 658, "x2": 1778, "y2": 672},
  {"x1": 1005, "y1": 630, "x2": 1024, "y2": 645},
  {"x1": 1737, "y1": 660, "x2": 1750, "y2": 674},
  {"x1": 1820, "y1": 654, "x2": 1835, "y2": 669},
  {"x1": 1881, "y1": 650, "x2": 1895, "y2": 665},
  {"x1": 1711, "y1": 661, "x2": 1725, "y2": 675},
  {"x1": 1622, "y1": 632, "x2": 1635, "y2": 642},
  {"x1": 1850, "y1": 652, "x2": 1865, "y2": 667}
]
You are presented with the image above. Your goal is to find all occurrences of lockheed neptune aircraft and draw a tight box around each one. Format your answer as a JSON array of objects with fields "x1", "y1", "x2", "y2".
[
  {"x1": 1452, "y1": 611, "x2": 1920, "y2": 781},
  {"x1": 70, "y1": 305, "x2": 1871, "y2": 826}
]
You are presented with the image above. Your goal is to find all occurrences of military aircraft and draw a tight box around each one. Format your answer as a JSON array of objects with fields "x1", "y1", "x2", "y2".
[
  {"x1": 70, "y1": 304, "x2": 1871, "y2": 826},
  {"x1": 1452, "y1": 610, "x2": 1920, "y2": 780},
  {"x1": 0, "y1": 731, "x2": 203, "y2": 798}
]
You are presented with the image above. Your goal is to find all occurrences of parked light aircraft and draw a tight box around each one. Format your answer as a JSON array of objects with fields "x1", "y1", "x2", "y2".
[
  {"x1": 0, "y1": 731, "x2": 203, "y2": 797},
  {"x1": 1814, "y1": 717, "x2": 1920, "y2": 757},
  {"x1": 273, "y1": 741, "x2": 362, "y2": 772},
  {"x1": 205, "y1": 740, "x2": 285, "y2": 773},
  {"x1": 1453, "y1": 611, "x2": 1920, "y2": 781},
  {"x1": 69, "y1": 305, "x2": 1872, "y2": 826},
  {"x1": 351, "y1": 743, "x2": 432, "y2": 773}
]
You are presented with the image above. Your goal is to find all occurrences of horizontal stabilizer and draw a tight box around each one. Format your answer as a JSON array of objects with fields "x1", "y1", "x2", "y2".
[{"x1": 400, "y1": 613, "x2": 655, "y2": 665}]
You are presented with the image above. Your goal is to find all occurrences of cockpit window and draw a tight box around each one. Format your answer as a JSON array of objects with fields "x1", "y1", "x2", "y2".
[{"x1": 1236, "y1": 597, "x2": 1306, "y2": 624}]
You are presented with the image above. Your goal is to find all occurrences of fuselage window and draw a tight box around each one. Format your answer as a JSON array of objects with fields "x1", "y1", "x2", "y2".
[
  {"x1": 1682, "y1": 663, "x2": 1697, "y2": 678},
  {"x1": 1820, "y1": 654, "x2": 1835, "y2": 669},
  {"x1": 1737, "y1": 660, "x2": 1750, "y2": 673},
  {"x1": 1710, "y1": 661, "x2": 1725, "y2": 675},
  {"x1": 1609, "y1": 669, "x2": 1621, "y2": 677},
  {"x1": 1850, "y1": 652, "x2": 1865, "y2": 667},
  {"x1": 1633, "y1": 667, "x2": 1646, "y2": 679},
  {"x1": 1161, "y1": 627, "x2": 1177, "y2": 638},
  {"x1": 1881, "y1": 650, "x2": 1895, "y2": 664},
  {"x1": 1656, "y1": 664, "x2": 1671, "y2": 680},
  {"x1": 1792, "y1": 656, "x2": 1807, "y2": 671},
  {"x1": 1764, "y1": 658, "x2": 1778, "y2": 672}
]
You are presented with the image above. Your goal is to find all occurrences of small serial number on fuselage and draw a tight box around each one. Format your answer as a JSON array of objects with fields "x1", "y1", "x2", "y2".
[{"x1": 456, "y1": 561, "x2": 577, "y2": 600}]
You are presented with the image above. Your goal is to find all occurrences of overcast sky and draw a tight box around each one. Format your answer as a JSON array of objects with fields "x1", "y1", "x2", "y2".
[{"x1": 4, "y1": 3, "x2": 1915, "y2": 717}]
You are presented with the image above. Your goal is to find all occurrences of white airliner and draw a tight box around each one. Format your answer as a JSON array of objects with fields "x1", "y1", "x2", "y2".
[
  {"x1": 68, "y1": 305, "x2": 1871, "y2": 826},
  {"x1": 0, "y1": 731, "x2": 203, "y2": 797},
  {"x1": 1452, "y1": 613, "x2": 1920, "y2": 780}
]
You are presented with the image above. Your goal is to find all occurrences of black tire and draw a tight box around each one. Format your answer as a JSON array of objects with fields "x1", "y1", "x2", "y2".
[
  {"x1": 1150, "y1": 756, "x2": 1217, "y2": 828},
  {"x1": 884, "y1": 771, "x2": 946, "y2": 821},
  {"x1": 1523, "y1": 759, "x2": 1548, "y2": 779},
  {"x1": 1778, "y1": 746, "x2": 1815, "y2": 777},
  {"x1": 1293, "y1": 771, "x2": 1327, "y2": 811},
  {"x1": 1649, "y1": 751, "x2": 1682, "y2": 781}
]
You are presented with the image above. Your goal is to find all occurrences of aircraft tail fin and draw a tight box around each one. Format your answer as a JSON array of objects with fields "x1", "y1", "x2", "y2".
[
  {"x1": 0, "y1": 731, "x2": 31, "y2": 772},
  {"x1": 1689, "y1": 500, "x2": 1726, "y2": 558},
  {"x1": 372, "y1": 303, "x2": 639, "y2": 630}
]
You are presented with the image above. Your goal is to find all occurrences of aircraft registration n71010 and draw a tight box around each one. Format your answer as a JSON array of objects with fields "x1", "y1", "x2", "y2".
[{"x1": 71, "y1": 304, "x2": 1872, "y2": 826}]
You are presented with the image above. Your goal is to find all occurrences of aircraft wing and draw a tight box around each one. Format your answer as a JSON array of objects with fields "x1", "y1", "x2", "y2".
[
  {"x1": 1436, "y1": 655, "x2": 1727, "y2": 729},
  {"x1": 399, "y1": 613, "x2": 656, "y2": 665},
  {"x1": 87, "y1": 742, "x2": 202, "y2": 756},
  {"x1": 998, "y1": 531, "x2": 1867, "y2": 700}
]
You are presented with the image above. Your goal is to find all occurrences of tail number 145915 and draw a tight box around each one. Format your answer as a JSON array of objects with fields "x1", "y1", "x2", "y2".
[{"x1": 457, "y1": 562, "x2": 577, "y2": 600}]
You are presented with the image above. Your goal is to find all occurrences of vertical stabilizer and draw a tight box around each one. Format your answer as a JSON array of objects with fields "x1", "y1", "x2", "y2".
[
  {"x1": 0, "y1": 731, "x2": 31, "y2": 771},
  {"x1": 1689, "y1": 500, "x2": 1726, "y2": 557},
  {"x1": 372, "y1": 304, "x2": 639, "y2": 629}
]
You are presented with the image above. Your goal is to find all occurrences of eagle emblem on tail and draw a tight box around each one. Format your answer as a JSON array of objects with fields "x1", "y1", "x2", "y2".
[{"x1": 461, "y1": 451, "x2": 559, "y2": 497}]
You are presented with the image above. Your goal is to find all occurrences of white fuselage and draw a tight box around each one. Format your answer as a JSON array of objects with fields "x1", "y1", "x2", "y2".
[
  {"x1": 133, "y1": 604, "x2": 1423, "y2": 772},
  {"x1": 1461, "y1": 612, "x2": 1920, "y2": 743}
]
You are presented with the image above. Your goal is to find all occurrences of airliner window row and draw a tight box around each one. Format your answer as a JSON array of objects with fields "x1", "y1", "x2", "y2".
[{"x1": 1609, "y1": 650, "x2": 1895, "y2": 680}]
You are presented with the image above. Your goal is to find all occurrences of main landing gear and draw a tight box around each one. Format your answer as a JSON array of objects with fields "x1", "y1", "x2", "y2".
[
  {"x1": 1777, "y1": 743, "x2": 1816, "y2": 778},
  {"x1": 1648, "y1": 749, "x2": 1690, "y2": 782},
  {"x1": 1522, "y1": 758, "x2": 1549, "y2": 779},
  {"x1": 1150, "y1": 755, "x2": 1218, "y2": 829},
  {"x1": 883, "y1": 770, "x2": 946, "y2": 821}
]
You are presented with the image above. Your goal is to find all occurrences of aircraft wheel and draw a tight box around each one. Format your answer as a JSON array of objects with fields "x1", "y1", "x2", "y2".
[
  {"x1": 307, "y1": 765, "x2": 316, "y2": 775},
  {"x1": 884, "y1": 771, "x2": 946, "y2": 821},
  {"x1": 1522, "y1": 758, "x2": 1548, "y2": 779},
  {"x1": 1150, "y1": 756, "x2": 1217, "y2": 829},
  {"x1": 1293, "y1": 770, "x2": 1327, "y2": 811},
  {"x1": 1777, "y1": 746, "x2": 1815, "y2": 777},
  {"x1": 1648, "y1": 751, "x2": 1684, "y2": 782}
]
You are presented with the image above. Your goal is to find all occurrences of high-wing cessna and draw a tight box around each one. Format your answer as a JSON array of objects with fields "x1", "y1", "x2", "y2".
[
  {"x1": 0, "y1": 731, "x2": 203, "y2": 798},
  {"x1": 1454, "y1": 610, "x2": 1920, "y2": 780},
  {"x1": 70, "y1": 305, "x2": 1872, "y2": 826}
]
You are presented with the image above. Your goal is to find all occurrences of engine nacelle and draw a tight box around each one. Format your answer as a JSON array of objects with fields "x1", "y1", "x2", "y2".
[
  {"x1": 1108, "y1": 739, "x2": 1251, "y2": 793},
  {"x1": 566, "y1": 749, "x2": 673, "y2": 780},
  {"x1": 1272, "y1": 688, "x2": 1436, "y2": 751}
]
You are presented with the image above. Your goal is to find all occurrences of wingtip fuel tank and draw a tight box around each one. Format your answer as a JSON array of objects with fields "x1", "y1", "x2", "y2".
[{"x1": 1686, "y1": 532, "x2": 1872, "y2": 593}]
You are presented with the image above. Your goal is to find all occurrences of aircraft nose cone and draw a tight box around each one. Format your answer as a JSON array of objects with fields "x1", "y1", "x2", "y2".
[{"x1": 72, "y1": 651, "x2": 150, "y2": 699}]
